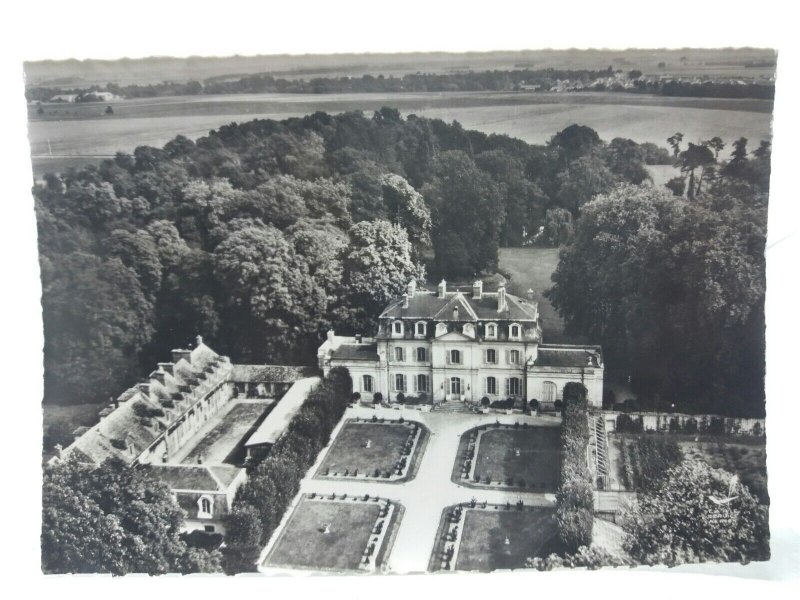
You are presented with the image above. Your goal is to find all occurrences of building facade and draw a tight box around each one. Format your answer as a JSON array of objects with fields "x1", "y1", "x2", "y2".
[{"x1": 318, "y1": 280, "x2": 604, "y2": 407}]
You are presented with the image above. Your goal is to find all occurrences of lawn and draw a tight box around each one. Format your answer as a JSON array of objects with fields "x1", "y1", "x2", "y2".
[
  {"x1": 181, "y1": 401, "x2": 271, "y2": 465},
  {"x1": 471, "y1": 426, "x2": 562, "y2": 491},
  {"x1": 317, "y1": 420, "x2": 420, "y2": 479},
  {"x1": 264, "y1": 498, "x2": 381, "y2": 571},
  {"x1": 455, "y1": 508, "x2": 559, "y2": 571},
  {"x1": 498, "y1": 247, "x2": 575, "y2": 343}
]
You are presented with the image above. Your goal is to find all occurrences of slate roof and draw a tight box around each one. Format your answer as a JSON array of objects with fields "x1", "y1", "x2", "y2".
[
  {"x1": 145, "y1": 464, "x2": 244, "y2": 492},
  {"x1": 245, "y1": 377, "x2": 320, "y2": 447},
  {"x1": 535, "y1": 345, "x2": 603, "y2": 368},
  {"x1": 380, "y1": 290, "x2": 539, "y2": 322},
  {"x1": 330, "y1": 343, "x2": 379, "y2": 361},
  {"x1": 230, "y1": 364, "x2": 318, "y2": 383}
]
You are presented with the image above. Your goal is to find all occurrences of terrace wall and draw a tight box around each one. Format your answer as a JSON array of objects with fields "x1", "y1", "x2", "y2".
[{"x1": 601, "y1": 410, "x2": 765, "y2": 437}]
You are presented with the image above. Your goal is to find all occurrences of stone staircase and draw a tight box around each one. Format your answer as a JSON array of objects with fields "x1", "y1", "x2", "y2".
[
  {"x1": 592, "y1": 414, "x2": 610, "y2": 488},
  {"x1": 433, "y1": 401, "x2": 474, "y2": 414}
]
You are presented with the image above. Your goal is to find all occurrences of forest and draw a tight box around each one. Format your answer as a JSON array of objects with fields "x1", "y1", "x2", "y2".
[{"x1": 33, "y1": 107, "x2": 769, "y2": 420}]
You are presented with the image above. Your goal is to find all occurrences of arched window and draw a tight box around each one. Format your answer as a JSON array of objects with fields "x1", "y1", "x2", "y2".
[
  {"x1": 450, "y1": 349, "x2": 461, "y2": 364},
  {"x1": 542, "y1": 381, "x2": 557, "y2": 403},
  {"x1": 198, "y1": 495, "x2": 213, "y2": 517},
  {"x1": 485, "y1": 376, "x2": 497, "y2": 395},
  {"x1": 509, "y1": 324, "x2": 521, "y2": 339},
  {"x1": 506, "y1": 377, "x2": 521, "y2": 396},
  {"x1": 393, "y1": 321, "x2": 403, "y2": 335},
  {"x1": 416, "y1": 321, "x2": 426, "y2": 337},
  {"x1": 416, "y1": 374, "x2": 429, "y2": 393},
  {"x1": 486, "y1": 323, "x2": 497, "y2": 338},
  {"x1": 363, "y1": 374, "x2": 374, "y2": 393}
]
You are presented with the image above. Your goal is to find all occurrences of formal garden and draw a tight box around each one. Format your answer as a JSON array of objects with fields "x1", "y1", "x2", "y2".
[
  {"x1": 263, "y1": 495, "x2": 402, "y2": 572},
  {"x1": 430, "y1": 501, "x2": 560, "y2": 572},
  {"x1": 316, "y1": 417, "x2": 428, "y2": 482},
  {"x1": 452, "y1": 423, "x2": 562, "y2": 491}
]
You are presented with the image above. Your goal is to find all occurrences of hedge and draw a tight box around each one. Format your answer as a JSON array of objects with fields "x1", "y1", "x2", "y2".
[
  {"x1": 221, "y1": 367, "x2": 352, "y2": 574},
  {"x1": 555, "y1": 383, "x2": 594, "y2": 553}
]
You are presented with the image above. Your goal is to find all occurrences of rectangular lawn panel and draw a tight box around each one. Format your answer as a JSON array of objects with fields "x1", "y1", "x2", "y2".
[
  {"x1": 318, "y1": 421, "x2": 413, "y2": 477},
  {"x1": 182, "y1": 402, "x2": 270, "y2": 465},
  {"x1": 266, "y1": 499, "x2": 380, "y2": 571},
  {"x1": 473, "y1": 427, "x2": 561, "y2": 490},
  {"x1": 456, "y1": 508, "x2": 558, "y2": 571}
]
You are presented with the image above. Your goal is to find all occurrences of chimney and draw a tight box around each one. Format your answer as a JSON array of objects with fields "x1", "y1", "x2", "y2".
[
  {"x1": 54, "y1": 444, "x2": 63, "y2": 459},
  {"x1": 327, "y1": 330, "x2": 335, "y2": 344},
  {"x1": 527, "y1": 288, "x2": 535, "y2": 301},
  {"x1": 472, "y1": 280, "x2": 483, "y2": 300},
  {"x1": 402, "y1": 293, "x2": 409, "y2": 308},
  {"x1": 112, "y1": 396, "x2": 119, "y2": 409},
  {"x1": 438, "y1": 279, "x2": 447, "y2": 299},
  {"x1": 150, "y1": 370, "x2": 166, "y2": 385},
  {"x1": 497, "y1": 286, "x2": 507, "y2": 312},
  {"x1": 195, "y1": 335, "x2": 204, "y2": 347},
  {"x1": 158, "y1": 362, "x2": 174, "y2": 376},
  {"x1": 407, "y1": 280, "x2": 417, "y2": 297},
  {"x1": 171, "y1": 349, "x2": 192, "y2": 364}
]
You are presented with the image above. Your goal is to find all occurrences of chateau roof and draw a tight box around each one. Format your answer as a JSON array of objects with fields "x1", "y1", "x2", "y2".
[
  {"x1": 535, "y1": 345, "x2": 603, "y2": 368},
  {"x1": 330, "y1": 343, "x2": 379, "y2": 361},
  {"x1": 380, "y1": 289, "x2": 538, "y2": 322},
  {"x1": 230, "y1": 364, "x2": 317, "y2": 383}
]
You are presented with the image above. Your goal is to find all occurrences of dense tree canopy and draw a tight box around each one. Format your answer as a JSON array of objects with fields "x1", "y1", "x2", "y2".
[{"x1": 42, "y1": 458, "x2": 222, "y2": 574}]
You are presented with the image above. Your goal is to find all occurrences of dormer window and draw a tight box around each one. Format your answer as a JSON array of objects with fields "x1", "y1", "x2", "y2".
[
  {"x1": 393, "y1": 321, "x2": 403, "y2": 336},
  {"x1": 415, "y1": 321, "x2": 426, "y2": 337},
  {"x1": 509, "y1": 324, "x2": 521, "y2": 339},
  {"x1": 486, "y1": 323, "x2": 497, "y2": 339},
  {"x1": 197, "y1": 495, "x2": 214, "y2": 518}
]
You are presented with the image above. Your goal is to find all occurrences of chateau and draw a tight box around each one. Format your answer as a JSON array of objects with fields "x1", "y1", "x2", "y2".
[{"x1": 318, "y1": 280, "x2": 604, "y2": 407}]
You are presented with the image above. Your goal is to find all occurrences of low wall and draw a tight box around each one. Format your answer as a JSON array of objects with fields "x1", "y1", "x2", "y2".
[{"x1": 600, "y1": 410, "x2": 765, "y2": 437}]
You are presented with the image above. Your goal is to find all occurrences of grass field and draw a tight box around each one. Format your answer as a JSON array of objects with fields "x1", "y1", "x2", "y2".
[
  {"x1": 181, "y1": 401, "x2": 271, "y2": 465},
  {"x1": 471, "y1": 426, "x2": 562, "y2": 490},
  {"x1": 264, "y1": 498, "x2": 381, "y2": 571},
  {"x1": 317, "y1": 420, "x2": 419, "y2": 478},
  {"x1": 455, "y1": 508, "x2": 559, "y2": 571},
  {"x1": 498, "y1": 246, "x2": 579, "y2": 343},
  {"x1": 27, "y1": 91, "x2": 773, "y2": 179}
]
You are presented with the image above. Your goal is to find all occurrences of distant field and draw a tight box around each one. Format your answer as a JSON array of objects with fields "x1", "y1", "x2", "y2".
[
  {"x1": 27, "y1": 91, "x2": 773, "y2": 179},
  {"x1": 498, "y1": 246, "x2": 580, "y2": 343}
]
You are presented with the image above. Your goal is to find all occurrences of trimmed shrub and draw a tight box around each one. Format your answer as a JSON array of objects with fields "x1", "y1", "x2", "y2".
[
  {"x1": 481, "y1": 396, "x2": 490, "y2": 407},
  {"x1": 396, "y1": 392, "x2": 405, "y2": 403},
  {"x1": 351, "y1": 392, "x2": 361, "y2": 402},
  {"x1": 373, "y1": 392, "x2": 383, "y2": 403},
  {"x1": 556, "y1": 507, "x2": 594, "y2": 551}
]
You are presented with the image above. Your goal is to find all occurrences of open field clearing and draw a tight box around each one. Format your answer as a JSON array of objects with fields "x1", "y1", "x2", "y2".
[{"x1": 27, "y1": 91, "x2": 772, "y2": 179}]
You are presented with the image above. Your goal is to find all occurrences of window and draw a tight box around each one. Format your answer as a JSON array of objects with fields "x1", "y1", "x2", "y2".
[
  {"x1": 486, "y1": 323, "x2": 497, "y2": 338},
  {"x1": 450, "y1": 377, "x2": 461, "y2": 395},
  {"x1": 393, "y1": 321, "x2": 403, "y2": 335},
  {"x1": 450, "y1": 349, "x2": 461, "y2": 364},
  {"x1": 416, "y1": 322, "x2": 426, "y2": 336},
  {"x1": 486, "y1": 376, "x2": 497, "y2": 395},
  {"x1": 416, "y1": 374, "x2": 429, "y2": 393},
  {"x1": 509, "y1": 349, "x2": 521, "y2": 365},
  {"x1": 510, "y1": 324, "x2": 521, "y2": 339},
  {"x1": 416, "y1": 347, "x2": 427, "y2": 362},
  {"x1": 363, "y1": 374, "x2": 374, "y2": 393},
  {"x1": 198, "y1": 496, "x2": 213, "y2": 517},
  {"x1": 395, "y1": 374, "x2": 406, "y2": 392},
  {"x1": 506, "y1": 377, "x2": 521, "y2": 396},
  {"x1": 394, "y1": 347, "x2": 405, "y2": 362},
  {"x1": 542, "y1": 381, "x2": 557, "y2": 403},
  {"x1": 204, "y1": 525, "x2": 216, "y2": 533},
  {"x1": 485, "y1": 348, "x2": 496, "y2": 364}
]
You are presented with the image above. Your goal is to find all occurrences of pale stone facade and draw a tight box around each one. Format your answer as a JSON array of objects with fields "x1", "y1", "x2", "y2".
[{"x1": 318, "y1": 280, "x2": 604, "y2": 407}]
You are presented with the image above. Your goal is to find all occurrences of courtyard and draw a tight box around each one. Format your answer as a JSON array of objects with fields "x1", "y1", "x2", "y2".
[
  {"x1": 262, "y1": 495, "x2": 401, "y2": 572},
  {"x1": 454, "y1": 424, "x2": 562, "y2": 491},
  {"x1": 179, "y1": 400, "x2": 273, "y2": 465},
  {"x1": 315, "y1": 418, "x2": 428, "y2": 481}
]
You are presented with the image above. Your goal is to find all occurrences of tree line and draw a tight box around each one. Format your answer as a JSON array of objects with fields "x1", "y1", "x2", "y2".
[{"x1": 34, "y1": 109, "x2": 660, "y2": 409}]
